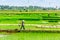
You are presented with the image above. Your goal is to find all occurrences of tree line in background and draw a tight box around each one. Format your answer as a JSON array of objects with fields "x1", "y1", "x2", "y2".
[{"x1": 0, "y1": 5, "x2": 60, "y2": 12}]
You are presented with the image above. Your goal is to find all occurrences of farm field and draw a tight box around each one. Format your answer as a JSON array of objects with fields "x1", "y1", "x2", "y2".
[
  {"x1": 0, "y1": 12, "x2": 60, "y2": 30},
  {"x1": 0, "y1": 10, "x2": 60, "y2": 40},
  {"x1": 0, "y1": 12, "x2": 60, "y2": 24},
  {"x1": 0, "y1": 32, "x2": 60, "y2": 40}
]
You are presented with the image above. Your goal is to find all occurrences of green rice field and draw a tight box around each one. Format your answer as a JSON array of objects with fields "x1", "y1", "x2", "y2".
[
  {"x1": 0, "y1": 10, "x2": 60, "y2": 40},
  {"x1": 0, "y1": 32, "x2": 60, "y2": 40}
]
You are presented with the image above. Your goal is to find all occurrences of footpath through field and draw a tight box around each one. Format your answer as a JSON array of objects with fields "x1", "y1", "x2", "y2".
[
  {"x1": 0, "y1": 24, "x2": 60, "y2": 32},
  {"x1": 0, "y1": 24, "x2": 60, "y2": 28}
]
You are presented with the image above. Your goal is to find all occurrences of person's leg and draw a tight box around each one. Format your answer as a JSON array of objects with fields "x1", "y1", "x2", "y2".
[
  {"x1": 20, "y1": 26, "x2": 23, "y2": 30},
  {"x1": 23, "y1": 26, "x2": 25, "y2": 30}
]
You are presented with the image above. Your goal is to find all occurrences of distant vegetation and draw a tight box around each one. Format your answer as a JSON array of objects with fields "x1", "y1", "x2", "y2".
[{"x1": 0, "y1": 5, "x2": 60, "y2": 12}]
